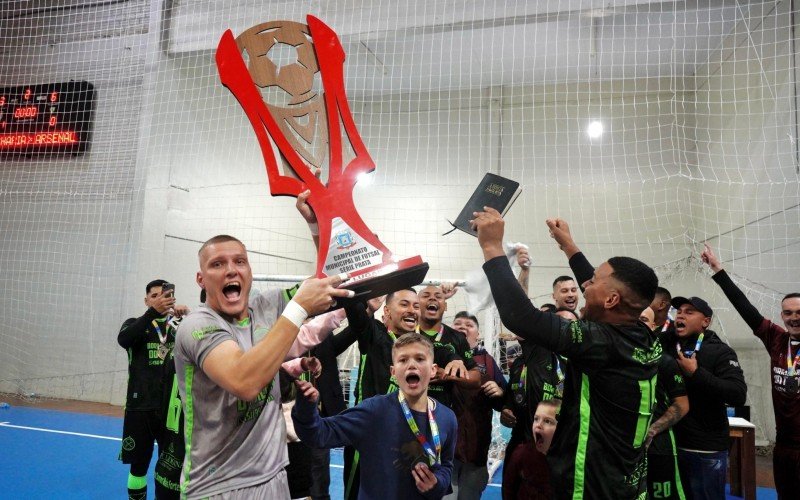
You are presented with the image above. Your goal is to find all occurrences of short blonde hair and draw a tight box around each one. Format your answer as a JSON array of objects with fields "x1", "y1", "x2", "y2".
[{"x1": 391, "y1": 332, "x2": 434, "y2": 361}]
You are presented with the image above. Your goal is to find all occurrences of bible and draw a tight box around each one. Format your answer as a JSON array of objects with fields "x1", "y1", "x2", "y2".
[{"x1": 446, "y1": 173, "x2": 521, "y2": 236}]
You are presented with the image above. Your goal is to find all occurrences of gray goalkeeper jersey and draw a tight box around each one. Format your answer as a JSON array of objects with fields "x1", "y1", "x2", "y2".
[{"x1": 174, "y1": 289, "x2": 289, "y2": 499}]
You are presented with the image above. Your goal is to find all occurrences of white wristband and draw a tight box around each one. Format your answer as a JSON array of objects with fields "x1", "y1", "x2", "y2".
[
  {"x1": 282, "y1": 300, "x2": 308, "y2": 328},
  {"x1": 308, "y1": 222, "x2": 319, "y2": 236}
]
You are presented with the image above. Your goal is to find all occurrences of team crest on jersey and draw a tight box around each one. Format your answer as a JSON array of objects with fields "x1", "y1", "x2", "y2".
[{"x1": 335, "y1": 230, "x2": 356, "y2": 249}]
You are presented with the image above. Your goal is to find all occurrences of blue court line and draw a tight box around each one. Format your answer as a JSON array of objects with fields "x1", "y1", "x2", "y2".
[{"x1": 0, "y1": 406, "x2": 777, "y2": 499}]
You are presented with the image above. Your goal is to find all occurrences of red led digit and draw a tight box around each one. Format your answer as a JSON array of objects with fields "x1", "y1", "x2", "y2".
[
  {"x1": 49, "y1": 116, "x2": 57, "y2": 126},
  {"x1": 50, "y1": 91, "x2": 58, "y2": 102},
  {"x1": 23, "y1": 89, "x2": 31, "y2": 100},
  {"x1": 13, "y1": 106, "x2": 38, "y2": 119},
  {"x1": 0, "y1": 96, "x2": 5, "y2": 106}
]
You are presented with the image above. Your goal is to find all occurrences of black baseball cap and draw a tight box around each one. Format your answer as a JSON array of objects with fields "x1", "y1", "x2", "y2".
[{"x1": 671, "y1": 296, "x2": 713, "y2": 318}]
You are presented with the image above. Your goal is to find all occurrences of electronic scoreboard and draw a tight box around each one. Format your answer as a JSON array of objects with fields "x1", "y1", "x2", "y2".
[{"x1": 0, "y1": 81, "x2": 95, "y2": 157}]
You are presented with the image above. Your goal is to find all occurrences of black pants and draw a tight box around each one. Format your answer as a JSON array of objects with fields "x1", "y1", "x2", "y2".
[{"x1": 773, "y1": 443, "x2": 800, "y2": 500}]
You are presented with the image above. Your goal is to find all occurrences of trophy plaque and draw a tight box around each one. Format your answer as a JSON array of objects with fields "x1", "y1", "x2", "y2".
[{"x1": 216, "y1": 16, "x2": 428, "y2": 305}]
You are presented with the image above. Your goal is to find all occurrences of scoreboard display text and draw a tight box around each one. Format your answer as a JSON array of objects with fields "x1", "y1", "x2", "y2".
[{"x1": 0, "y1": 81, "x2": 95, "y2": 156}]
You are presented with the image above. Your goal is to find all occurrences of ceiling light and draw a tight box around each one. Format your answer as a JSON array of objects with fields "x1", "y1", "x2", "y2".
[{"x1": 587, "y1": 121, "x2": 604, "y2": 139}]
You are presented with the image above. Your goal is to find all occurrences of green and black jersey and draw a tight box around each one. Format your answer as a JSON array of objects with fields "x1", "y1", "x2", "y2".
[
  {"x1": 484, "y1": 256, "x2": 660, "y2": 500},
  {"x1": 118, "y1": 307, "x2": 176, "y2": 411},
  {"x1": 649, "y1": 349, "x2": 686, "y2": 456},
  {"x1": 421, "y1": 324, "x2": 477, "y2": 408},
  {"x1": 344, "y1": 303, "x2": 459, "y2": 404},
  {"x1": 505, "y1": 341, "x2": 561, "y2": 448}
]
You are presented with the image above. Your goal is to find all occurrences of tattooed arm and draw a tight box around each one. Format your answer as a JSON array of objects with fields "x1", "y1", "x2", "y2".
[{"x1": 645, "y1": 395, "x2": 689, "y2": 448}]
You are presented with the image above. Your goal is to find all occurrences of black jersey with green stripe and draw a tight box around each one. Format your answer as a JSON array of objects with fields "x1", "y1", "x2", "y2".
[
  {"x1": 649, "y1": 350, "x2": 686, "y2": 456},
  {"x1": 484, "y1": 256, "x2": 660, "y2": 500},
  {"x1": 505, "y1": 341, "x2": 561, "y2": 447},
  {"x1": 345, "y1": 303, "x2": 458, "y2": 404},
  {"x1": 421, "y1": 324, "x2": 477, "y2": 408},
  {"x1": 118, "y1": 308, "x2": 178, "y2": 411}
]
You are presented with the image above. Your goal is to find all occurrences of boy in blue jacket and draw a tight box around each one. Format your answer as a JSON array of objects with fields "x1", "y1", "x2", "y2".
[{"x1": 293, "y1": 332, "x2": 457, "y2": 499}]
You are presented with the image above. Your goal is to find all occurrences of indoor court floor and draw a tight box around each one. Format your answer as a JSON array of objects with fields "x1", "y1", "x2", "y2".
[{"x1": 0, "y1": 403, "x2": 777, "y2": 499}]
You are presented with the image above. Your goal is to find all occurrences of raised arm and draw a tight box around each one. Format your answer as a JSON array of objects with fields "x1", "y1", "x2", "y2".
[
  {"x1": 547, "y1": 218, "x2": 594, "y2": 289},
  {"x1": 515, "y1": 246, "x2": 531, "y2": 294},
  {"x1": 292, "y1": 379, "x2": 372, "y2": 449},
  {"x1": 286, "y1": 308, "x2": 346, "y2": 359},
  {"x1": 199, "y1": 275, "x2": 352, "y2": 401},
  {"x1": 701, "y1": 243, "x2": 764, "y2": 330},
  {"x1": 118, "y1": 289, "x2": 176, "y2": 348},
  {"x1": 474, "y1": 208, "x2": 575, "y2": 352}
]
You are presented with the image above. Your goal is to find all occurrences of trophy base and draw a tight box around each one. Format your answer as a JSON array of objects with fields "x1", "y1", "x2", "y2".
[{"x1": 332, "y1": 256, "x2": 429, "y2": 309}]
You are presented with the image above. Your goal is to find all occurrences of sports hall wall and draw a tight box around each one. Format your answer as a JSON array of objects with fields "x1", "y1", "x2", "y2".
[{"x1": 0, "y1": 1, "x2": 798, "y2": 445}]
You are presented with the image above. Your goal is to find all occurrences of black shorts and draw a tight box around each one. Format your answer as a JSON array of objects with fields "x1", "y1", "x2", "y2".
[
  {"x1": 119, "y1": 409, "x2": 162, "y2": 465},
  {"x1": 647, "y1": 453, "x2": 686, "y2": 499}
]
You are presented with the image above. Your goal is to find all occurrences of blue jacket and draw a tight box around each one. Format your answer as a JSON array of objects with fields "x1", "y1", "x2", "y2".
[{"x1": 292, "y1": 392, "x2": 457, "y2": 499}]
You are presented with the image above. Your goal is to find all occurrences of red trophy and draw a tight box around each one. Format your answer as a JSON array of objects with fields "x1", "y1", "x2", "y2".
[{"x1": 216, "y1": 16, "x2": 428, "y2": 304}]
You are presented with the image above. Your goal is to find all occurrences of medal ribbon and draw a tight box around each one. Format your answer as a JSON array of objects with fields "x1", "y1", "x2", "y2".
[
  {"x1": 677, "y1": 333, "x2": 704, "y2": 357},
  {"x1": 398, "y1": 391, "x2": 441, "y2": 466},
  {"x1": 151, "y1": 316, "x2": 171, "y2": 344},
  {"x1": 692, "y1": 333, "x2": 704, "y2": 354},
  {"x1": 517, "y1": 365, "x2": 528, "y2": 400},
  {"x1": 787, "y1": 339, "x2": 800, "y2": 376}
]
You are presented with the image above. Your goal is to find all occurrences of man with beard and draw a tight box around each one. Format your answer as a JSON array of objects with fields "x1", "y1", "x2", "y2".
[
  {"x1": 418, "y1": 285, "x2": 481, "y2": 408},
  {"x1": 552, "y1": 276, "x2": 579, "y2": 313},
  {"x1": 700, "y1": 243, "x2": 799, "y2": 498},
  {"x1": 474, "y1": 210, "x2": 661, "y2": 499},
  {"x1": 118, "y1": 280, "x2": 189, "y2": 500},
  {"x1": 660, "y1": 295, "x2": 746, "y2": 500}
]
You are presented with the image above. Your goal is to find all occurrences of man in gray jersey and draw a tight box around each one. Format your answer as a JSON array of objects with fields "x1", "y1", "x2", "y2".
[{"x1": 174, "y1": 234, "x2": 352, "y2": 499}]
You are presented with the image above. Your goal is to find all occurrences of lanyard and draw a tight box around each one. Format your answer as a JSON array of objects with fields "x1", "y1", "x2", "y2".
[
  {"x1": 398, "y1": 391, "x2": 440, "y2": 466},
  {"x1": 555, "y1": 357, "x2": 564, "y2": 383},
  {"x1": 151, "y1": 317, "x2": 171, "y2": 344},
  {"x1": 787, "y1": 339, "x2": 800, "y2": 376},
  {"x1": 519, "y1": 365, "x2": 527, "y2": 392},
  {"x1": 693, "y1": 333, "x2": 704, "y2": 353},
  {"x1": 677, "y1": 333, "x2": 704, "y2": 357}
]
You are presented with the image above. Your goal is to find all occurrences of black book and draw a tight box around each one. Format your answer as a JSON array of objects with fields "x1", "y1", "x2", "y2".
[{"x1": 446, "y1": 172, "x2": 521, "y2": 236}]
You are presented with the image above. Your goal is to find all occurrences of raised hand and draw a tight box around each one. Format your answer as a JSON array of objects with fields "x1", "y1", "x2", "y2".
[
  {"x1": 545, "y1": 218, "x2": 580, "y2": 257},
  {"x1": 152, "y1": 289, "x2": 177, "y2": 316},
  {"x1": 516, "y1": 247, "x2": 531, "y2": 269},
  {"x1": 700, "y1": 243, "x2": 723, "y2": 273},
  {"x1": 292, "y1": 273, "x2": 354, "y2": 315},
  {"x1": 295, "y1": 167, "x2": 322, "y2": 225},
  {"x1": 440, "y1": 282, "x2": 458, "y2": 300},
  {"x1": 470, "y1": 206, "x2": 505, "y2": 260}
]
